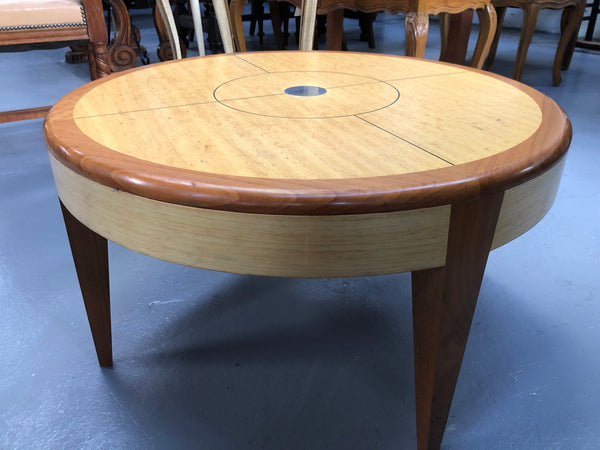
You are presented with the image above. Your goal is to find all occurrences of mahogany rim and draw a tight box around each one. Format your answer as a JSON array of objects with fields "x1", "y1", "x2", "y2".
[{"x1": 43, "y1": 51, "x2": 572, "y2": 215}]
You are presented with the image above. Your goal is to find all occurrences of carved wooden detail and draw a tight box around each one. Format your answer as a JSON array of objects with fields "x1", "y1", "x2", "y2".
[
  {"x1": 405, "y1": 11, "x2": 429, "y2": 57},
  {"x1": 103, "y1": 0, "x2": 138, "y2": 71}
]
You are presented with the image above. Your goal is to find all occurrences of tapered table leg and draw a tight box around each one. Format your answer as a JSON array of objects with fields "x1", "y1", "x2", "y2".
[
  {"x1": 60, "y1": 201, "x2": 112, "y2": 367},
  {"x1": 411, "y1": 193, "x2": 504, "y2": 450}
]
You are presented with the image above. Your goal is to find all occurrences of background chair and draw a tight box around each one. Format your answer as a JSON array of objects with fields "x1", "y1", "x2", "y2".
[
  {"x1": 576, "y1": 0, "x2": 599, "y2": 49},
  {"x1": 156, "y1": 0, "x2": 235, "y2": 55},
  {"x1": 484, "y1": 0, "x2": 586, "y2": 85},
  {"x1": 292, "y1": 0, "x2": 497, "y2": 69},
  {"x1": 0, "y1": 0, "x2": 110, "y2": 123}
]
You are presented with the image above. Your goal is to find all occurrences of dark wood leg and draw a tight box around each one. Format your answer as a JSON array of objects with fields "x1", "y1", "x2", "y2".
[
  {"x1": 269, "y1": 0, "x2": 286, "y2": 50},
  {"x1": 560, "y1": 1, "x2": 584, "y2": 70},
  {"x1": 326, "y1": 9, "x2": 345, "y2": 50},
  {"x1": 471, "y1": 4, "x2": 497, "y2": 70},
  {"x1": 484, "y1": 6, "x2": 506, "y2": 71},
  {"x1": 442, "y1": 10, "x2": 473, "y2": 65},
  {"x1": 513, "y1": 4, "x2": 540, "y2": 81},
  {"x1": 354, "y1": 11, "x2": 376, "y2": 48},
  {"x1": 554, "y1": 4, "x2": 583, "y2": 85},
  {"x1": 411, "y1": 193, "x2": 504, "y2": 450},
  {"x1": 60, "y1": 202, "x2": 113, "y2": 367}
]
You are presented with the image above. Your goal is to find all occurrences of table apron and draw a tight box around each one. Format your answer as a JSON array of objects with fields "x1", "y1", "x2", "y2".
[{"x1": 49, "y1": 154, "x2": 566, "y2": 278}]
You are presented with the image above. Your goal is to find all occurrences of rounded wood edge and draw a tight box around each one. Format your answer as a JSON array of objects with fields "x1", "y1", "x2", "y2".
[
  {"x1": 43, "y1": 52, "x2": 572, "y2": 216},
  {"x1": 50, "y1": 155, "x2": 451, "y2": 277}
]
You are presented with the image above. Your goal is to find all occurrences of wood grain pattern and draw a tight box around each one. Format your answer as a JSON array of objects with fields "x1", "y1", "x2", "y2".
[
  {"x1": 412, "y1": 192, "x2": 504, "y2": 450},
  {"x1": 50, "y1": 155, "x2": 451, "y2": 277},
  {"x1": 44, "y1": 52, "x2": 571, "y2": 448},
  {"x1": 50, "y1": 152, "x2": 568, "y2": 277},
  {"x1": 0, "y1": 106, "x2": 51, "y2": 124},
  {"x1": 0, "y1": 27, "x2": 89, "y2": 45},
  {"x1": 492, "y1": 156, "x2": 565, "y2": 249},
  {"x1": 43, "y1": 52, "x2": 571, "y2": 215},
  {"x1": 60, "y1": 201, "x2": 112, "y2": 367},
  {"x1": 405, "y1": 11, "x2": 429, "y2": 58}
]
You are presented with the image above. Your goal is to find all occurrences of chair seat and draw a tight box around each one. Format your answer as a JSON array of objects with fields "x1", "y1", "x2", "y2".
[
  {"x1": 0, "y1": 0, "x2": 86, "y2": 31},
  {"x1": 0, "y1": 0, "x2": 109, "y2": 124}
]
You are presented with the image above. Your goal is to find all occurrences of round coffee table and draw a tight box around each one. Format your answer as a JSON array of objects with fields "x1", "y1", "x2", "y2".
[{"x1": 43, "y1": 51, "x2": 571, "y2": 450}]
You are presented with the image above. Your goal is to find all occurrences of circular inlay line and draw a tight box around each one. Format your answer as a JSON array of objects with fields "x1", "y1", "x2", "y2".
[{"x1": 214, "y1": 70, "x2": 400, "y2": 119}]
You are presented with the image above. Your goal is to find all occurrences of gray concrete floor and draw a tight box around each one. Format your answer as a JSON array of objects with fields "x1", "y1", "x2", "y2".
[{"x1": 1, "y1": 8, "x2": 599, "y2": 449}]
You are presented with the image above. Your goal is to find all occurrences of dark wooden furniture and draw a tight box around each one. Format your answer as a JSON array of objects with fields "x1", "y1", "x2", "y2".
[
  {"x1": 44, "y1": 51, "x2": 571, "y2": 449},
  {"x1": 484, "y1": 0, "x2": 586, "y2": 85},
  {"x1": 576, "y1": 0, "x2": 600, "y2": 50},
  {"x1": 290, "y1": 0, "x2": 497, "y2": 69},
  {"x1": 0, "y1": 0, "x2": 110, "y2": 123}
]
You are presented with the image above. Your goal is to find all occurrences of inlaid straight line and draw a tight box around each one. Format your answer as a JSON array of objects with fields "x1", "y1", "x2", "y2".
[
  {"x1": 234, "y1": 54, "x2": 271, "y2": 73},
  {"x1": 75, "y1": 79, "x2": 388, "y2": 118},
  {"x1": 354, "y1": 115, "x2": 455, "y2": 166},
  {"x1": 75, "y1": 56, "x2": 271, "y2": 119},
  {"x1": 73, "y1": 99, "x2": 219, "y2": 119},
  {"x1": 382, "y1": 70, "x2": 470, "y2": 84},
  {"x1": 74, "y1": 68, "x2": 469, "y2": 119},
  {"x1": 217, "y1": 80, "x2": 383, "y2": 103}
]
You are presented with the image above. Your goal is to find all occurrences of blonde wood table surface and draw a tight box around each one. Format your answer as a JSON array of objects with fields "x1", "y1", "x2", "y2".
[{"x1": 44, "y1": 51, "x2": 571, "y2": 450}]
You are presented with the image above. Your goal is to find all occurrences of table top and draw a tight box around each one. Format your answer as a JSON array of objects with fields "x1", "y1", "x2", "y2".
[{"x1": 44, "y1": 51, "x2": 570, "y2": 215}]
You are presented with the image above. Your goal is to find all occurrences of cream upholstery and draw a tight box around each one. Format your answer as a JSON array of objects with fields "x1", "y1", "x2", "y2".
[
  {"x1": 0, "y1": 0, "x2": 86, "y2": 30},
  {"x1": 0, "y1": 0, "x2": 109, "y2": 123}
]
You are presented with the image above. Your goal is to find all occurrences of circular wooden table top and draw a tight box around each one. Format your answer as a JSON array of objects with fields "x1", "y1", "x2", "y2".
[
  {"x1": 44, "y1": 51, "x2": 570, "y2": 216},
  {"x1": 42, "y1": 52, "x2": 574, "y2": 444}
]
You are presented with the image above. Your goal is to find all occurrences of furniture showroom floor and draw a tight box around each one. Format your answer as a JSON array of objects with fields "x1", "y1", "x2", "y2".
[{"x1": 1, "y1": 8, "x2": 599, "y2": 449}]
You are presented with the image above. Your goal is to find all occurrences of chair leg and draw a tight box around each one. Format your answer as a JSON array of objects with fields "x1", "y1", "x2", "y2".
[
  {"x1": 553, "y1": 4, "x2": 583, "y2": 85},
  {"x1": 269, "y1": 1, "x2": 286, "y2": 49},
  {"x1": 484, "y1": 6, "x2": 506, "y2": 71},
  {"x1": 439, "y1": 13, "x2": 450, "y2": 61},
  {"x1": 442, "y1": 11, "x2": 474, "y2": 65},
  {"x1": 299, "y1": 0, "x2": 318, "y2": 50},
  {"x1": 156, "y1": 0, "x2": 183, "y2": 59},
  {"x1": 471, "y1": 4, "x2": 497, "y2": 69},
  {"x1": 560, "y1": 1, "x2": 585, "y2": 70},
  {"x1": 83, "y1": 0, "x2": 111, "y2": 78},
  {"x1": 513, "y1": 4, "x2": 540, "y2": 81},
  {"x1": 214, "y1": 0, "x2": 235, "y2": 53},
  {"x1": 405, "y1": 11, "x2": 429, "y2": 58},
  {"x1": 189, "y1": 0, "x2": 206, "y2": 56},
  {"x1": 230, "y1": 0, "x2": 246, "y2": 51},
  {"x1": 359, "y1": 12, "x2": 377, "y2": 48},
  {"x1": 326, "y1": 9, "x2": 345, "y2": 50},
  {"x1": 250, "y1": 0, "x2": 258, "y2": 35},
  {"x1": 250, "y1": 0, "x2": 265, "y2": 44}
]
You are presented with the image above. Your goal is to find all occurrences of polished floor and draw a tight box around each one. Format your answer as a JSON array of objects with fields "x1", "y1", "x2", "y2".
[{"x1": 1, "y1": 8, "x2": 599, "y2": 449}]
